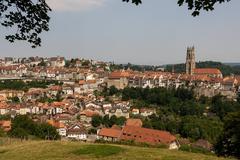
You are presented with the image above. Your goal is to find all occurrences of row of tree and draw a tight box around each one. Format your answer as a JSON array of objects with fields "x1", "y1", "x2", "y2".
[
  {"x1": 92, "y1": 115, "x2": 126, "y2": 128},
  {"x1": 0, "y1": 80, "x2": 62, "y2": 91},
  {"x1": 7, "y1": 115, "x2": 60, "y2": 140}
]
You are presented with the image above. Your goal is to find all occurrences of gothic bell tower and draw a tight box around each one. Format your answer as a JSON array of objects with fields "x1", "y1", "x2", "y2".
[{"x1": 186, "y1": 46, "x2": 196, "y2": 75}]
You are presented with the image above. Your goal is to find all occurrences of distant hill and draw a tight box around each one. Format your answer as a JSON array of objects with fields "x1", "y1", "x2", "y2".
[
  {"x1": 224, "y1": 63, "x2": 240, "y2": 67},
  {"x1": 165, "y1": 61, "x2": 240, "y2": 76}
]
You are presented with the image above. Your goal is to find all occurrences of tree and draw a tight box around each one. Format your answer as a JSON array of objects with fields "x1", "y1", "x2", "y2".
[
  {"x1": 9, "y1": 127, "x2": 28, "y2": 140},
  {"x1": 102, "y1": 115, "x2": 111, "y2": 127},
  {"x1": 38, "y1": 59, "x2": 47, "y2": 67},
  {"x1": 109, "y1": 86, "x2": 118, "y2": 96},
  {"x1": 0, "y1": 128, "x2": 6, "y2": 137},
  {"x1": 8, "y1": 96, "x2": 20, "y2": 103},
  {"x1": 123, "y1": 0, "x2": 231, "y2": 16},
  {"x1": 91, "y1": 115, "x2": 103, "y2": 128},
  {"x1": 1, "y1": 1, "x2": 230, "y2": 47},
  {"x1": 0, "y1": 0, "x2": 51, "y2": 48},
  {"x1": 214, "y1": 111, "x2": 240, "y2": 159},
  {"x1": 116, "y1": 116, "x2": 127, "y2": 126},
  {"x1": 109, "y1": 115, "x2": 118, "y2": 127},
  {"x1": 9, "y1": 115, "x2": 60, "y2": 140},
  {"x1": 10, "y1": 115, "x2": 36, "y2": 135},
  {"x1": 35, "y1": 123, "x2": 60, "y2": 140}
]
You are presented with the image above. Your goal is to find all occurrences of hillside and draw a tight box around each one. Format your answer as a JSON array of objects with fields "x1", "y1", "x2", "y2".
[
  {"x1": 0, "y1": 140, "x2": 234, "y2": 160},
  {"x1": 165, "y1": 61, "x2": 240, "y2": 76}
]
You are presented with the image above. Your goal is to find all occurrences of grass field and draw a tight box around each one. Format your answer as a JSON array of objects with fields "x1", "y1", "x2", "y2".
[{"x1": 0, "y1": 140, "x2": 234, "y2": 160}]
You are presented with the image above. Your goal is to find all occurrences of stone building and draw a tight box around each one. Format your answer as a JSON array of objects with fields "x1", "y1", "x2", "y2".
[{"x1": 186, "y1": 46, "x2": 196, "y2": 75}]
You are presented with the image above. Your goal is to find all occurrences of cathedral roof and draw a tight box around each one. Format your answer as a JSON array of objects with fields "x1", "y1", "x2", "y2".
[{"x1": 194, "y1": 68, "x2": 222, "y2": 75}]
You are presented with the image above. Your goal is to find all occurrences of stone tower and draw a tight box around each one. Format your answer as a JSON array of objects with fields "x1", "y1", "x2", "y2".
[{"x1": 186, "y1": 46, "x2": 196, "y2": 75}]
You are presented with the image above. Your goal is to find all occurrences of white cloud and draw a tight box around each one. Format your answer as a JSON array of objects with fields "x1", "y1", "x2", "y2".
[{"x1": 46, "y1": 0, "x2": 106, "y2": 12}]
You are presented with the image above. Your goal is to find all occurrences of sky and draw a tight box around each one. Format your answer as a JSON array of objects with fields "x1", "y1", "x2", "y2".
[{"x1": 0, "y1": 0, "x2": 240, "y2": 65}]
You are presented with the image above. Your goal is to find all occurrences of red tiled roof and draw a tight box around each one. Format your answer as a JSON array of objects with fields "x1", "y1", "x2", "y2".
[
  {"x1": 191, "y1": 75, "x2": 211, "y2": 82},
  {"x1": 47, "y1": 120, "x2": 65, "y2": 129},
  {"x1": 223, "y1": 77, "x2": 238, "y2": 84},
  {"x1": 126, "y1": 119, "x2": 142, "y2": 127},
  {"x1": 0, "y1": 120, "x2": 11, "y2": 132},
  {"x1": 80, "y1": 109, "x2": 99, "y2": 117},
  {"x1": 109, "y1": 71, "x2": 130, "y2": 79},
  {"x1": 120, "y1": 126, "x2": 176, "y2": 145},
  {"x1": 194, "y1": 68, "x2": 222, "y2": 75},
  {"x1": 49, "y1": 85, "x2": 62, "y2": 91},
  {"x1": 98, "y1": 128, "x2": 122, "y2": 138},
  {"x1": 0, "y1": 102, "x2": 8, "y2": 109},
  {"x1": 79, "y1": 80, "x2": 85, "y2": 85}
]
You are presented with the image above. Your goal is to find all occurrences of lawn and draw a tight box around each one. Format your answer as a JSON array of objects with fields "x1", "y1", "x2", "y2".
[{"x1": 0, "y1": 140, "x2": 234, "y2": 160}]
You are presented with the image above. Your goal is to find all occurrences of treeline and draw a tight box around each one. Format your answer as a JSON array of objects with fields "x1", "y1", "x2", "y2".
[
  {"x1": 143, "y1": 114, "x2": 223, "y2": 143},
  {"x1": 0, "y1": 80, "x2": 62, "y2": 91},
  {"x1": 7, "y1": 115, "x2": 60, "y2": 140},
  {"x1": 91, "y1": 115, "x2": 126, "y2": 128},
  {"x1": 110, "y1": 63, "x2": 158, "y2": 72},
  {"x1": 165, "y1": 61, "x2": 240, "y2": 76}
]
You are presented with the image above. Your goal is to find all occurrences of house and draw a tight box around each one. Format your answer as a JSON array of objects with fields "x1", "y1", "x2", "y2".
[
  {"x1": 19, "y1": 104, "x2": 31, "y2": 115},
  {"x1": 49, "y1": 56, "x2": 65, "y2": 67},
  {"x1": 48, "y1": 85, "x2": 62, "y2": 96},
  {"x1": 140, "y1": 108, "x2": 156, "y2": 117},
  {"x1": 102, "y1": 103, "x2": 112, "y2": 115},
  {"x1": 54, "y1": 113, "x2": 72, "y2": 124},
  {"x1": 0, "y1": 102, "x2": 9, "y2": 115},
  {"x1": 0, "y1": 95, "x2": 7, "y2": 102},
  {"x1": 131, "y1": 108, "x2": 140, "y2": 115},
  {"x1": 85, "y1": 102, "x2": 102, "y2": 110},
  {"x1": 62, "y1": 85, "x2": 74, "y2": 95},
  {"x1": 0, "y1": 120, "x2": 11, "y2": 132},
  {"x1": 120, "y1": 126, "x2": 179, "y2": 149},
  {"x1": 107, "y1": 70, "x2": 130, "y2": 89},
  {"x1": 125, "y1": 119, "x2": 142, "y2": 127},
  {"x1": 109, "y1": 106, "x2": 129, "y2": 119},
  {"x1": 97, "y1": 128, "x2": 122, "y2": 142},
  {"x1": 222, "y1": 77, "x2": 238, "y2": 91},
  {"x1": 0, "y1": 90, "x2": 24, "y2": 99},
  {"x1": 80, "y1": 109, "x2": 100, "y2": 123},
  {"x1": 47, "y1": 120, "x2": 67, "y2": 137},
  {"x1": 67, "y1": 123, "x2": 87, "y2": 140}
]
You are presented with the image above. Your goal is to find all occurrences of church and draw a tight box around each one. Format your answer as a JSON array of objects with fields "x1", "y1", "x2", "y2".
[{"x1": 185, "y1": 47, "x2": 223, "y2": 78}]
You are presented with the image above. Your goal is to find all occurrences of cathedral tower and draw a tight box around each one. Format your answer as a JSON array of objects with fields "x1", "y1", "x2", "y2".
[{"x1": 186, "y1": 46, "x2": 196, "y2": 75}]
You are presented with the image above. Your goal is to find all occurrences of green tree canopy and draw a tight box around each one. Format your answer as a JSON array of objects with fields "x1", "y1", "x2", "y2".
[
  {"x1": 123, "y1": 0, "x2": 231, "y2": 16},
  {"x1": 214, "y1": 111, "x2": 240, "y2": 159}
]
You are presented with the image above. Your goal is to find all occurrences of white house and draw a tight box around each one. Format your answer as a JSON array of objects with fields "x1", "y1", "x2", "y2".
[{"x1": 67, "y1": 124, "x2": 87, "y2": 141}]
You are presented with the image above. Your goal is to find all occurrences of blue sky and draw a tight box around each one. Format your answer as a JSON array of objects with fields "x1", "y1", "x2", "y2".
[{"x1": 0, "y1": 0, "x2": 240, "y2": 65}]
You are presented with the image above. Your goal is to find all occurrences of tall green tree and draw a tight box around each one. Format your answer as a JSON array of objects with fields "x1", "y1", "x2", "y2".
[
  {"x1": 214, "y1": 111, "x2": 240, "y2": 159},
  {"x1": 91, "y1": 115, "x2": 103, "y2": 128}
]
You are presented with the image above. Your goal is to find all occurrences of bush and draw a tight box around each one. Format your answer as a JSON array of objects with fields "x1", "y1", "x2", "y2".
[{"x1": 179, "y1": 144, "x2": 213, "y2": 155}]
